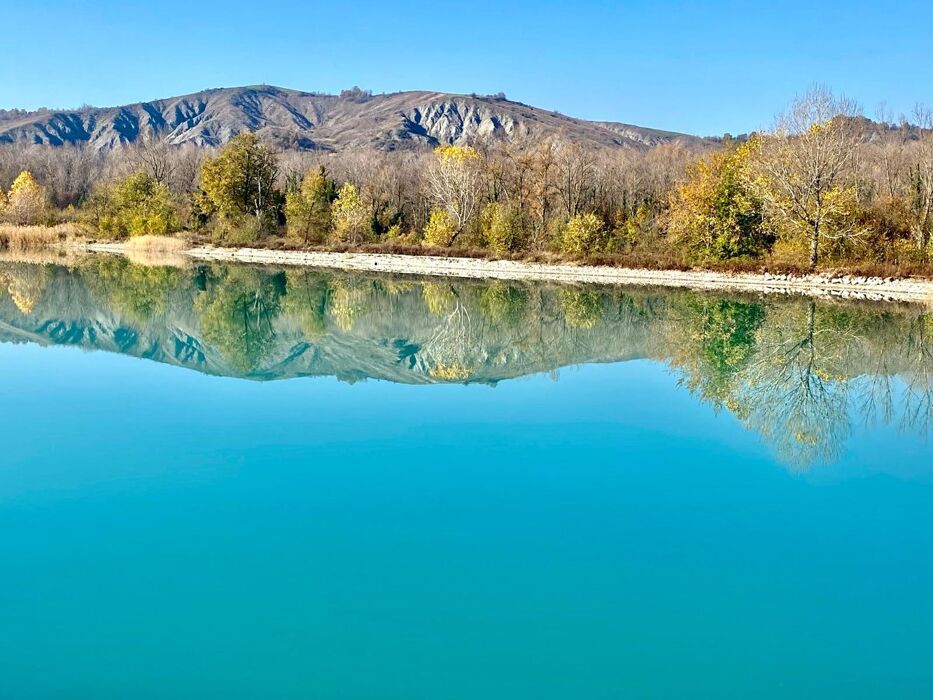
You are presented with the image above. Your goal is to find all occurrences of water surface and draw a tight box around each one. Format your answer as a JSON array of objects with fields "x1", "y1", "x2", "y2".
[{"x1": 0, "y1": 257, "x2": 931, "y2": 698}]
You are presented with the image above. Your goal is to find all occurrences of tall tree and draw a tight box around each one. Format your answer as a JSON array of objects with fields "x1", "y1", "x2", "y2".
[
  {"x1": 285, "y1": 166, "x2": 335, "y2": 244},
  {"x1": 907, "y1": 106, "x2": 933, "y2": 260},
  {"x1": 198, "y1": 133, "x2": 279, "y2": 228},
  {"x1": 331, "y1": 183, "x2": 370, "y2": 244},
  {"x1": 668, "y1": 139, "x2": 769, "y2": 260},
  {"x1": 427, "y1": 146, "x2": 481, "y2": 243},
  {"x1": 4, "y1": 171, "x2": 47, "y2": 225},
  {"x1": 752, "y1": 87, "x2": 863, "y2": 268}
]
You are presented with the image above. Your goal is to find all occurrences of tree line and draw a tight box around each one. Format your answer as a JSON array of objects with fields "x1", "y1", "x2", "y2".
[{"x1": 1, "y1": 87, "x2": 932, "y2": 270}]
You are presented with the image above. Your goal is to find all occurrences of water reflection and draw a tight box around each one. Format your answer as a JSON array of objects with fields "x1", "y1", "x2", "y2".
[{"x1": 1, "y1": 257, "x2": 930, "y2": 467}]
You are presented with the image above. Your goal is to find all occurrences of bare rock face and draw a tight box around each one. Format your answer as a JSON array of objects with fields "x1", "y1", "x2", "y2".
[{"x1": 0, "y1": 85, "x2": 704, "y2": 152}]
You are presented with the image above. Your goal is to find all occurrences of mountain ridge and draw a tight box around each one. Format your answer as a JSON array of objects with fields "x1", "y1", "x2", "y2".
[{"x1": 0, "y1": 85, "x2": 708, "y2": 152}]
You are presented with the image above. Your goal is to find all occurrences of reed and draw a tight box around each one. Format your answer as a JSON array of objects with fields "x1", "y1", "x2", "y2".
[{"x1": 0, "y1": 223, "x2": 80, "y2": 251}]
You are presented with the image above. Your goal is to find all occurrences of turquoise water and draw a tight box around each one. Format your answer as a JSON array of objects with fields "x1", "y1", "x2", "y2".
[{"x1": 0, "y1": 258, "x2": 931, "y2": 698}]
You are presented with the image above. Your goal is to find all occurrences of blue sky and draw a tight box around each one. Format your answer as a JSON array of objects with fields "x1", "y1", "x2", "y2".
[{"x1": 1, "y1": 0, "x2": 930, "y2": 135}]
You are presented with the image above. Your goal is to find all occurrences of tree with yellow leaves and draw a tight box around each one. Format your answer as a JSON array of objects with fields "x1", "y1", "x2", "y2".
[
  {"x1": 285, "y1": 166, "x2": 335, "y2": 244},
  {"x1": 751, "y1": 87, "x2": 863, "y2": 268},
  {"x1": 427, "y1": 145, "x2": 481, "y2": 244},
  {"x1": 561, "y1": 212, "x2": 606, "y2": 256},
  {"x1": 198, "y1": 133, "x2": 279, "y2": 229},
  {"x1": 422, "y1": 208, "x2": 457, "y2": 247},
  {"x1": 95, "y1": 170, "x2": 178, "y2": 238},
  {"x1": 668, "y1": 139, "x2": 769, "y2": 260},
  {"x1": 5, "y1": 171, "x2": 47, "y2": 225},
  {"x1": 331, "y1": 182, "x2": 370, "y2": 245},
  {"x1": 480, "y1": 201, "x2": 527, "y2": 254}
]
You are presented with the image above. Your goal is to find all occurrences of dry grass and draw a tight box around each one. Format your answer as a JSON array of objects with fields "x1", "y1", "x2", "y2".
[{"x1": 0, "y1": 223, "x2": 82, "y2": 252}]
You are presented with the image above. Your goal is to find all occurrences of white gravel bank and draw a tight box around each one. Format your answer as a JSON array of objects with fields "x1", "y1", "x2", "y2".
[{"x1": 75, "y1": 243, "x2": 933, "y2": 304}]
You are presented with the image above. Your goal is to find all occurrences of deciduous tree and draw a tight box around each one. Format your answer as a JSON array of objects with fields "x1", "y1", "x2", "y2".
[
  {"x1": 96, "y1": 170, "x2": 178, "y2": 238},
  {"x1": 906, "y1": 106, "x2": 933, "y2": 260},
  {"x1": 422, "y1": 208, "x2": 457, "y2": 247},
  {"x1": 480, "y1": 201, "x2": 526, "y2": 254},
  {"x1": 751, "y1": 87, "x2": 863, "y2": 268},
  {"x1": 668, "y1": 139, "x2": 769, "y2": 260},
  {"x1": 4, "y1": 170, "x2": 47, "y2": 225},
  {"x1": 199, "y1": 133, "x2": 279, "y2": 229},
  {"x1": 561, "y1": 212, "x2": 606, "y2": 256},
  {"x1": 331, "y1": 182, "x2": 370, "y2": 244},
  {"x1": 427, "y1": 146, "x2": 481, "y2": 243},
  {"x1": 285, "y1": 167, "x2": 335, "y2": 244}
]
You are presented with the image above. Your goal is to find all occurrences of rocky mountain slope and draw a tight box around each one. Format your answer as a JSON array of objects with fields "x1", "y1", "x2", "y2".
[{"x1": 0, "y1": 85, "x2": 705, "y2": 152}]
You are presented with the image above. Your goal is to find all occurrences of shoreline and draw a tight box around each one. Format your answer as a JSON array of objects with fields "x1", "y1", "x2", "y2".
[{"x1": 74, "y1": 242, "x2": 933, "y2": 303}]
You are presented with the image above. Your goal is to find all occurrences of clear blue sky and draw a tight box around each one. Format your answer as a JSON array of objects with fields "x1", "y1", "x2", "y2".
[{"x1": 1, "y1": 0, "x2": 930, "y2": 136}]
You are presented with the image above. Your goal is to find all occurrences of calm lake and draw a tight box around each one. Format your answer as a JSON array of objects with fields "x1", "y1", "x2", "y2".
[{"x1": 1, "y1": 256, "x2": 931, "y2": 698}]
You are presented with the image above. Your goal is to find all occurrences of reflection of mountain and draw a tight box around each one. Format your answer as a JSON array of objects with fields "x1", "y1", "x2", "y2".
[
  {"x1": 1, "y1": 258, "x2": 931, "y2": 466},
  {"x1": 0, "y1": 259, "x2": 660, "y2": 384}
]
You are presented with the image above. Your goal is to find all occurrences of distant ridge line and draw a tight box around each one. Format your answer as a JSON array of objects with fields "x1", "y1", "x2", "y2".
[{"x1": 0, "y1": 85, "x2": 711, "y2": 152}]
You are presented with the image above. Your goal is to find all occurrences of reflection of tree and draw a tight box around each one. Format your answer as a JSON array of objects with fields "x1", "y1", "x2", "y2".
[
  {"x1": 559, "y1": 288, "x2": 604, "y2": 330},
  {"x1": 738, "y1": 301, "x2": 852, "y2": 468},
  {"x1": 429, "y1": 362, "x2": 473, "y2": 380},
  {"x1": 283, "y1": 270, "x2": 329, "y2": 340},
  {"x1": 0, "y1": 262, "x2": 50, "y2": 315},
  {"x1": 655, "y1": 293, "x2": 929, "y2": 469},
  {"x1": 422, "y1": 283, "x2": 455, "y2": 317},
  {"x1": 422, "y1": 282, "x2": 475, "y2": 377},
  {"x1": 900, "y1": 312, "x2": 933, "y2": 437},
  {"x1": 327, "y1": 278, "x2": 370, "y2": 332},
  {"x1": 477, "y1": 283, "x2": 529, "y2": 326},
  {"x1": 195, "y1": 267, "x2": 284, "y2": 374},
  {"x1": 81, "y1": 257, "x2": 181, "y2": 324},
  {"x1": 662, "y1": 295, "x2": 765, "y2": 413},
  {"x1": 380, "y1": 279, "x2": 416, "y2": 297}
]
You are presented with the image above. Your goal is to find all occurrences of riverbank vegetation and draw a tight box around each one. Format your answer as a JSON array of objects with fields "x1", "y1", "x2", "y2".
[{"x1": 2, "y1": 87, "x2": 932, "y2": 274}]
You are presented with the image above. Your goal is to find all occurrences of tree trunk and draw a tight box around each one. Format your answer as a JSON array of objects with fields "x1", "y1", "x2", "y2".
[{"x1": 808, "y1": 223, "x2": 820, "y2": 270}]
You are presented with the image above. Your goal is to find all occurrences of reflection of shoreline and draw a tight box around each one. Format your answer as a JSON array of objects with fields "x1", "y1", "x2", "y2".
[
  {"x1": 1, "y1": 258, "x2": 930, "y2": 469},
  {"x1": 73, "y1": 242, "x2": 933, "y2": 304}
]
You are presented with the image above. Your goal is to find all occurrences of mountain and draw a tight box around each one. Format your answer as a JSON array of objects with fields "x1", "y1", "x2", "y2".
[{"x1": 0, "y1": 85, "x2": 705, "y2": 153}]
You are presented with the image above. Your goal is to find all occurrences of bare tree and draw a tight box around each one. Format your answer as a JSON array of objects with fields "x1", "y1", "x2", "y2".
[
  {"x1": 129, "y1": 136, "x2": 177, "y2": 185},
  {"x1": 906, "y1": 106, "x2": 933, "y2": 260},
  {"x1": 555, "y1": 142, "x2": 596, "y2": 219},
  {"x1": 753, "y1": 86, "x2": 863, "y2": 268},
  {"x1": 427, "y1": 146, "x2": 482, "y2": 240}
]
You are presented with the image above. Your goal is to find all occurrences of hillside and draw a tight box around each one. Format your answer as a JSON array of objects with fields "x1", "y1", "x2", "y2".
[{"x1": 0, "y1": 85, "x2": 705, "y2": 152}]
